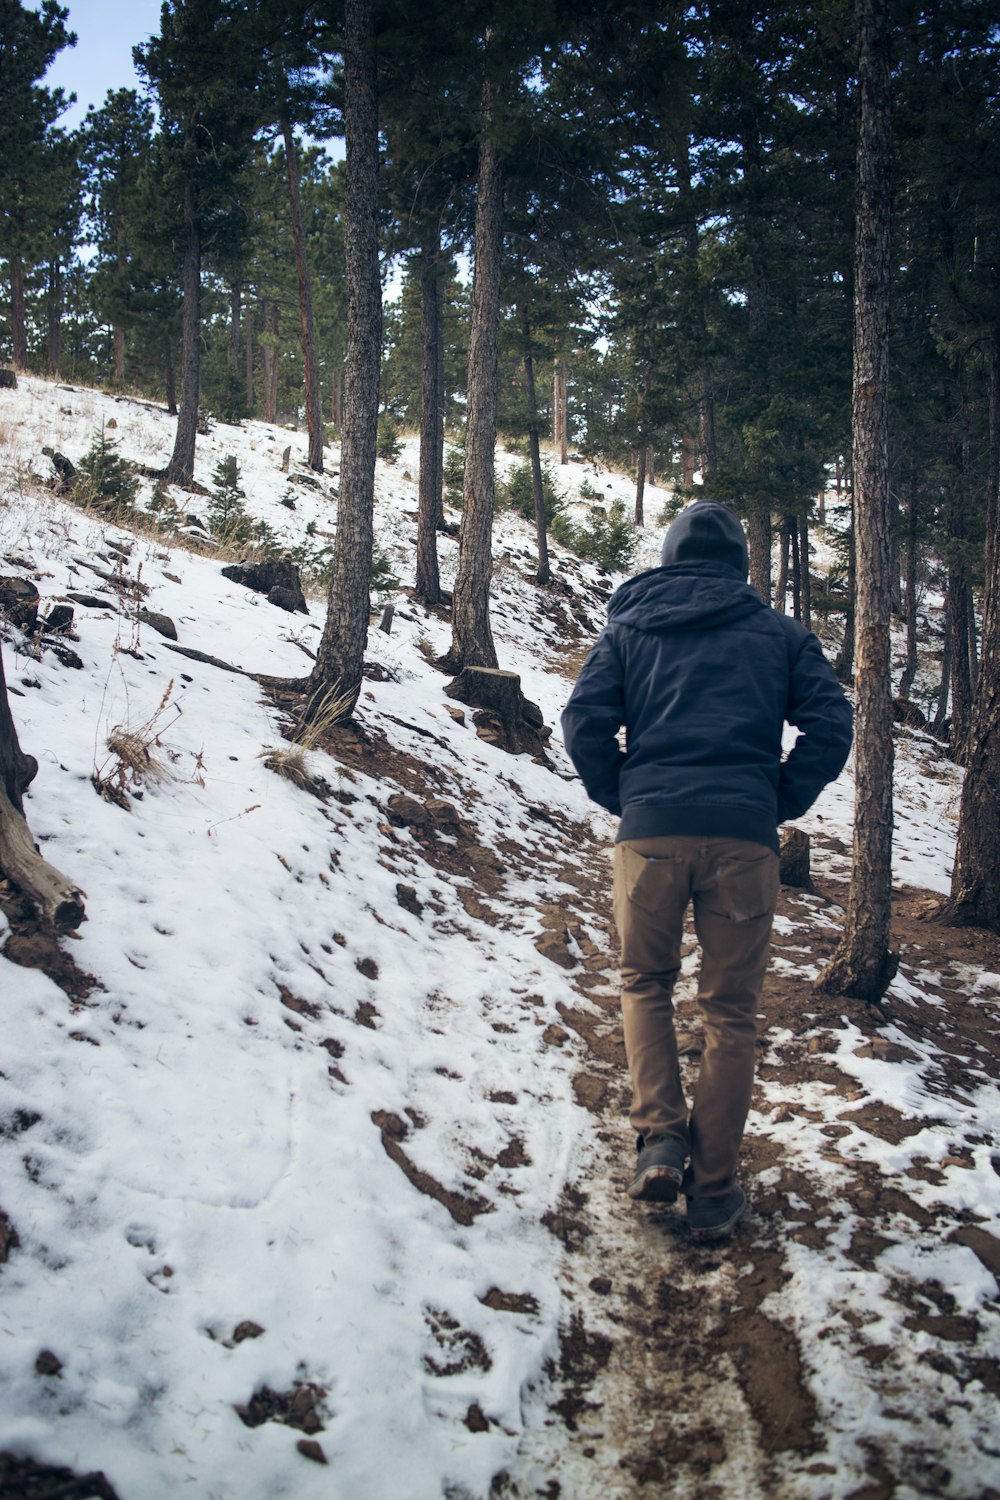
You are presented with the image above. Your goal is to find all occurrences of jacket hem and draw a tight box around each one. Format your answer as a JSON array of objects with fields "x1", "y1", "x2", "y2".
[{"x1": 616, "y1": 804, "x2": 779, "y2": 854}]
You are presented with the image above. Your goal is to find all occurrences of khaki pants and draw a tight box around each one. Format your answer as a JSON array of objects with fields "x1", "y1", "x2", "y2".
[{"x1": 613, "y1": 836, "x2": 779, "y2": 1199}]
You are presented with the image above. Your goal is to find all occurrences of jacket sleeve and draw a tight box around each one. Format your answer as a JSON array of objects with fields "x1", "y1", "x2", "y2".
[
  {"x1": 778, "y1": 628, "x2": 854, "y2": 822},
  {"x1": 560, "y1": 628, "x2": 627, "y2": 816}
]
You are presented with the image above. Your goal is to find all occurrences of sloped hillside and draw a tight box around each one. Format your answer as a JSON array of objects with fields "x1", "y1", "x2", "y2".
[{"x1": 1, "y1": 376, "x2": 998, "y2": 1500}]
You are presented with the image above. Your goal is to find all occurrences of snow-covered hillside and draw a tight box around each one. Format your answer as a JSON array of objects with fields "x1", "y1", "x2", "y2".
[
  {"x1": 0, "y1": 376, "x2": 662, "y2": 1498},
  {"x1": 1, "y1": 375, "x2": 998, "y2": 1500}
]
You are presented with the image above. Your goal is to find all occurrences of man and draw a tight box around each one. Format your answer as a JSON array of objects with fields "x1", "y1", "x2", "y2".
[{"x1": 562, "y1": 499, "x2": 853, "y2": 1242}]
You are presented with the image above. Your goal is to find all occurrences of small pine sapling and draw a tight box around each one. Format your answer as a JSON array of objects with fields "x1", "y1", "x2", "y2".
[
  {"x1": 376, "y1": 412, "x2": 402, "y2": 464},
  {"x1": 208, "y1": 454, "x2": 252, "y2": 546},
  {"x1": 73, "y1": 427, "x2": 139, "y2": 518}
]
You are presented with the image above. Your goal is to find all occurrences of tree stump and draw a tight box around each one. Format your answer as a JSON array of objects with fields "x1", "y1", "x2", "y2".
[
  {"x1": 0, "y1": 643, "x2": 85, "y2": 929},
  {"x1": 0, "y1": 576, "x2": 39, "y2": 632},
  {"x1": 780, "y1": 827, "x2": 812, "y2": 889},
  {"x1": 0, "y1": 368, "x2": 17, "y2": 389},
  {"x1": 445, "y1": 666, "x2": 549, "y2": 758}
]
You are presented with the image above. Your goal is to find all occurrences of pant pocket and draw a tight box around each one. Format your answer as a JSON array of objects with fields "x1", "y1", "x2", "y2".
[
  {"x1": 616, "y1": 843, "x2": 688, "y2": 916},
  {"x1": 701, "y1": 848, "x2": 778, "y2": 923}
]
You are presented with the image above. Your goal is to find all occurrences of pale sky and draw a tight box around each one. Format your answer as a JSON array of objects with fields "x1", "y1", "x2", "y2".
[{"x1": 38, "y1": 0, "x2": 165, "y2": 128}]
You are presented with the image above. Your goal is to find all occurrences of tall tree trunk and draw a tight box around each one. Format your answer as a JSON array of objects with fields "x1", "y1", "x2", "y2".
[
  {"x1": 939, "y1": 315, "x2": 1000, "y2": 928},
  {"x1": 228, "y1": 279, "x2": 242, "y2": 376},
  {"x1": 415, "y1": 234, "x2": 443, "y2": 605},
  {"x1": 634, "y1": 444, "x2": 647, "y2": 528},
  {"x1": 698, "y1": 368, "x2": 717, "y2": 478},
  {"x1": 835, "y1": 483, "x2": 856, "y2": 681},
  {"x1": 164, "y1": 340, "x2": 177, "y2": 416},
  {"x1": 933, "y1": 613, "x2": 951, "y2": 734},
  {"x1": 682, "y1": 435, "x2": 697, "y2": 487},
  {"x1": 282, "y1": 119, "x2": 324, "y2": 473},
  {"x1": 897, "y1": 481, "x2": 919, "y2": 701},
  {"x1": 790, "y1": 515, "x2": 802, "y2": 619},
  {"x1": 307, "y1": 0, "x2": 381, "y2": 722},
  {"x1": 800, "y1": 513, "x2": 812, "y2": 632},
  {"x1": 520, "y1": 302, "x2": 551, "y2": 586},
  {"x1": 331, "y1": 367, "x2": 343, "y2": 431},
  {"x1": 262, "y1": 301, "x2": 279, "y2": 425},
  {"x1": 9, "y1": 258, "x2": 28, "y2": 372},
  {"x1": 747, "y1": 510, "x2": 771, "y2": 602},
  {"x1": 114, "y1": 226, "x2": 127, "y2": 382},
  {"x1": 775, "y1": 520, "x2": 790, "y2": 613},
  {"x1": 244, "y1": 297, "x2": 255, "y2": 411},
  {"x1": 446, "y1": 76, "x2": 504, "y2": 673},
  {"x1": 946, "y1": 567, "x2": 973, "y2": 760},
  {"x1": 818, "y1": 0, "x2": 897, "y2": 1003},
  {"x1": 166, "y1": 179, "x2": 201, "y2": 487},
  {"x1": 45, "y1": 258, "x2": 62, "y2": 377}
]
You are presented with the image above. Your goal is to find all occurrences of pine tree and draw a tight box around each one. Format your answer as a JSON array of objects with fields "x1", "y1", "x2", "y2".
[
  {"x1": 80, "y1": 89, "x2": 155, "y2": 384},
  {"x1": 0, "y1": 0, "x2": 76, "y2": 370},
  {"x1": 817, "y1": 0, "x2": 897, "y2": 1003},
  {"x1": 135, "y1": 0, "x2": 260, "y2": 486},
  {"x1": 306, "y1": 0, "x2": 381, "y2": 724}
]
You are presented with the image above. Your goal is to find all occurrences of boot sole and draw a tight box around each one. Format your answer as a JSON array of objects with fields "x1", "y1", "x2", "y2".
[{"x1": 628, "y1": 1165, "x2": 683, "y2": 1203}]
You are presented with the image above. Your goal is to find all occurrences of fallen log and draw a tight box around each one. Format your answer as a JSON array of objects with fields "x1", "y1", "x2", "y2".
[{"x1": 0, "y1": 643, "x2": 85, "y2": 929}]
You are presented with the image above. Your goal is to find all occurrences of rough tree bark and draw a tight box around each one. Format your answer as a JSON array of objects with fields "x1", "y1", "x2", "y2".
[
  {"x1": 519, "y1": 301, "x2": 551, "y2": 586},
  {"x1": 937, "y1": 319, "x2": 1000, "y2": 931},
  {"x1": 898, "y1": 480, "x2": 919, "y2": 700},
  {"x1": 835, "y1": 483, "x2": 856, "y2": 682},
  {"x1": 634, "y1": 445, "x2": 647, "y2": 528},
  {"x1": 0, "y1": 644, "x2": 85, "y2": 929},
  {"x1": 800, "y1": 513, "x2": 812, "y2": 632},
  {"x1": 45, "y1": 259, "x2": 61, "y2": 377},
  {"x1": 415, "y1": 233, "x2": 444, "y2": 605},
  {"x1": 775, "y1": 521, "x2": 790, "y2": 613},
  {"x1": 228, "y1": 279, "x2": 241, "y2": 377},
  {"x1": 445, "y1": 71, "x2": 504, "y2": 673},
  {"x1": 747, "y1": 508, "x2": 772, "y2": 603},
  {"x1": 817, "y1": 0, "x2": 897, "y2": 1003},
  {"x1": 282, "y1": 119, "x2": 324, "y2": 473},
  {"x1": 166, "y1": 179, "x2": 201, "y2": 487},
  {"x1": 305, "y1": 0, "x2": 381, "y2": 723},
  {"x1": 9, "y1": 259, "x2": 28, "y2": 372},
  {"x1": 244, "y1": 298, "x2": 254, "y2": 411}
]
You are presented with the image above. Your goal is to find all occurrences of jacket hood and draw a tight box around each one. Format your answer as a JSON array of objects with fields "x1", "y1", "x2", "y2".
[
  {"x1": 608, "y1": 560, "x2": 765, "y2": 633},
  {"x1": 660, "y1": 500, "x2": 749, "y2": 577}
]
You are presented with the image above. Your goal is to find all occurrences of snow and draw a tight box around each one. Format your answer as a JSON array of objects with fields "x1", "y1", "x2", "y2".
[{"x1": 1, "y1": 374, "x2": 998, "y2": 1498}]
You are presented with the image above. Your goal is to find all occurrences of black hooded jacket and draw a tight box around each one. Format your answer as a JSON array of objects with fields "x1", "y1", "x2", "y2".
[{"x1": 561, "y1": 501, "x2": 853, "y2": 851}]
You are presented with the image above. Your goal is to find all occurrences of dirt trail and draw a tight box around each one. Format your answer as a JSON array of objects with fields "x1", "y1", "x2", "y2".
[{"x1": 499, "y1": 801, "x2": 1000, "y2": 1499}]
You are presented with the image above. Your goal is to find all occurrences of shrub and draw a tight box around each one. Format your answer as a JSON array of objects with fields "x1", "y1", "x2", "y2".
[
  {"x1": 553, "y1": 500, "x2": 637, "y2": 573},
  {"x1": 73, "y1": 428, "x2": 139, "y2": 517},
  {"x1": 208, "y1": 454, "x2": 253, "y2": 546},
  {"x1": 497, "y1": 459, "x2": 562, "y2": 524},
  {"x1": 371, "y1": 544, "x2": 399, "y2": 605},
  {"x1": 376, "y1": 412, "x2": 402, "y2": 464},
  {"x1": 443, "y1": 441, "x2": 465, "y2": 504}
]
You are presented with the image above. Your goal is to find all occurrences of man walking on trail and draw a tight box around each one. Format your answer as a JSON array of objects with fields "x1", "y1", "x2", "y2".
[{"x1": 561, "y1": 500, "x2": 852, "y2": 1242}]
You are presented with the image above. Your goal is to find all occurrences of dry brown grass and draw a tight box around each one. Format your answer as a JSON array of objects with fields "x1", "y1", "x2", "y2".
[{"x1": 93, "y1": 680, "x2": 177, "y2": 808}]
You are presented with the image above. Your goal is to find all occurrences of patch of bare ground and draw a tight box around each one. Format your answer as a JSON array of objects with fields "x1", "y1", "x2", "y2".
[{"x1": 0, "y1": 1453, "x2": 121, "y2": 1499}]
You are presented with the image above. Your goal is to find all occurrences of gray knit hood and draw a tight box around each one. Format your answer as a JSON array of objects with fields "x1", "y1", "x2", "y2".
[{"x1": 660, "y1": 500, "x2": 749, "y2": 578}]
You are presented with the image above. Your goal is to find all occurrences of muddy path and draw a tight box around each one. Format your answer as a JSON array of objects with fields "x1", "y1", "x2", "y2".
[{"x1": 502, "y1": 823, "x2": 1000, "y2": 1500}]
